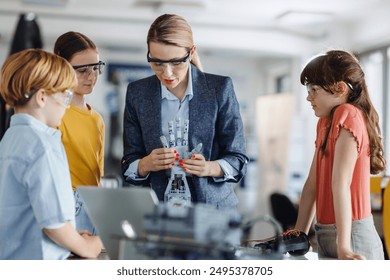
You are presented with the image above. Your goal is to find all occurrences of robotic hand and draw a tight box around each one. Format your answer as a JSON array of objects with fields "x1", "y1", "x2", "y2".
[{"x1": 161, "y1": 119, "x2": 203, "y2": 208}]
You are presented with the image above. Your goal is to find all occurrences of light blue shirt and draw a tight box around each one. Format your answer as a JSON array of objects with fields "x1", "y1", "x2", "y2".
[
  {"x1": 125, "y1": 66, "x2": 236, "y2": 181},
  {"x1": 0, "y1": 114, "x2": 75, "y2": 260}
]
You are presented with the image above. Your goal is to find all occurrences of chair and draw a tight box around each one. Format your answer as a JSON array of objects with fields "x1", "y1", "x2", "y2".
[
  {"x1": 269, "y1": 192, "x2": 298, "y2": 231},
  {"x1": 370, "y1": 175, "x2": 389, "y2": 259},
  {"x1": 370, "y1": 176, "x2": 383, "y2": 211}
]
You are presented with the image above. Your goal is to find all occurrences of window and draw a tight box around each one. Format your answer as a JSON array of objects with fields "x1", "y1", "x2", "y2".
[{"x1": 360, "y1": 50, "x2": 389, "y2": 165}]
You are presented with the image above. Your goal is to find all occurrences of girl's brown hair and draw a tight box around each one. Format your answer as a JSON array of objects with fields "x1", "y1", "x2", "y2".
[
  {"x1": 54, "y1": 31, "x2": 97, "y2": 62},
  {"x1": 300, "y1": 49, "x2": 386, "y2": 174}
]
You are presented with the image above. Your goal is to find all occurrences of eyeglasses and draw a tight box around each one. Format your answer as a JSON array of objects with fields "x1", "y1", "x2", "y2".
[
  {"x1": 306, "y1": 84, "x2": 321, "y2": 97},
  {"x1": 72, "y1": 61, "x2": 105, "y2": 78},
  {"x1": 23, "y1": 88, "x2": 73, "y2": 107},
  {"x1": 307, "y1": 82, "x2": 355, "y2": 97},
  {"x1": 51, "y1": 89, "x2": 73, "y2": 108},
  {"x1": 147, "y1": 50, "x2": 191, "y2": 71}
]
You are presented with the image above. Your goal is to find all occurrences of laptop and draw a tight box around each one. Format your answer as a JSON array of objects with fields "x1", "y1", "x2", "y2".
[{"x1": 78, "y1": 186, "x2": 159, "y2": 260}]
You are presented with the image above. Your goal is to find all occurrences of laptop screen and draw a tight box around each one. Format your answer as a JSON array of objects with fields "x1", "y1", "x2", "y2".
[{"x1": 78, "y1": 186, "x2": 158, "y2": 259}]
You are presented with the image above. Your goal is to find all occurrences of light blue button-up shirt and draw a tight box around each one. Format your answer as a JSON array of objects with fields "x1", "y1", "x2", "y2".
[
  {"x1": 0, "y1": 114, "x2": 75, "y2": 259},
  {"x1": 125, "y1": 66, "x2": 237, "y2": 181}
]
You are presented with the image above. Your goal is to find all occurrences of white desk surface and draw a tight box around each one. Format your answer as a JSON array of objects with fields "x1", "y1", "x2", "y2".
[{"x1": 285, "y1": 251, "x2": 318, "y2": 260}]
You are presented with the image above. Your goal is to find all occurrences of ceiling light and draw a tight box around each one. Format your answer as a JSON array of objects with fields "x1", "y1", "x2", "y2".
[
  {"x1": 133, "y1": 0, "x2": 206, "y2": 10},
  {"x1": 276, "y1": 10, "x2": 333, "y2": 26},
  {"x1": 22, "y1": 0, "x2": 71, "y2": 6}
]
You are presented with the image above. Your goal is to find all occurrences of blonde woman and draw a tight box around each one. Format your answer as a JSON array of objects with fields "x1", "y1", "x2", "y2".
[{"x1": 122, "y1": 14, "x2": 248, "y2": 208}]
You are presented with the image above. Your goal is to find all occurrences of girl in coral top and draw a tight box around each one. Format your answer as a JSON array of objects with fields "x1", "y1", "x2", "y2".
[{"x1": 295, "y1": 50, "x2": 386, "y2": 260}]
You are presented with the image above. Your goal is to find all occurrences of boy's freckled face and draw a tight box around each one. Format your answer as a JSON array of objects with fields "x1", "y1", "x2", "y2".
[{"x1": 44, "y1": 94, "x2": 68, "y2": 128}]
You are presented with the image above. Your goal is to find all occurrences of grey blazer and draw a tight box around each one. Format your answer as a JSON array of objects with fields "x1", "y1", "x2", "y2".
[{"x1": 121, "y1": 65, "x2": 248, "y2": 208}]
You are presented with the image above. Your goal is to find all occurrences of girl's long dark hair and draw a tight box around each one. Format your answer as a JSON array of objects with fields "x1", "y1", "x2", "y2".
[{"x1": 300, "y1": 50, "x2": 386, "y2": 174}]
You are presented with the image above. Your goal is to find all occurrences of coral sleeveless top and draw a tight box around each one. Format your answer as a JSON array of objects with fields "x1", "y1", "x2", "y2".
[{"x1": 315, "y1": 104, "x2": 371, "y2": 224}]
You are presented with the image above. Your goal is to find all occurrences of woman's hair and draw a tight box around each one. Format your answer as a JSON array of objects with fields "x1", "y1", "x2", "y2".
[
  {"x1": 147, "y1": 14, "x2": 203, "y2": 70},
  {"x1": 0, "y1": 49, "x2": 77, "y2": 107},
  {"x1": 54, "y1": 31, "x2": 97, "y2": 61},
  {"x1": 300, "y1": 49, "x2": 386, "y2": 174}
]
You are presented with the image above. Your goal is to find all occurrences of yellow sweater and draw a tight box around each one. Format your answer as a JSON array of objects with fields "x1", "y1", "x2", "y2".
[{"x1": 58, "y1": 104, "x2": 105, "y2": 190}]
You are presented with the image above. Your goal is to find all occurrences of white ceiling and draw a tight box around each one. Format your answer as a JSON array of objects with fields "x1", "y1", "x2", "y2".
[{"x1": 0, "y1": 0, "x2": 390, "y2": 58}]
